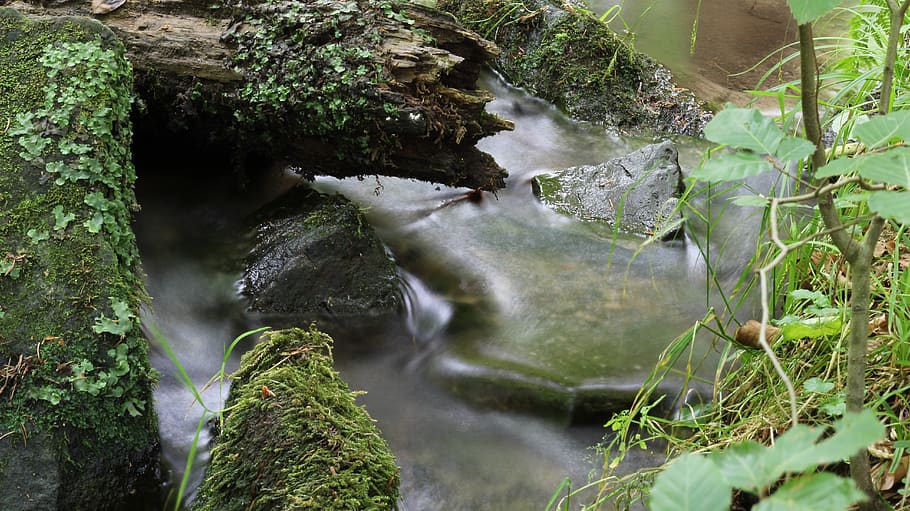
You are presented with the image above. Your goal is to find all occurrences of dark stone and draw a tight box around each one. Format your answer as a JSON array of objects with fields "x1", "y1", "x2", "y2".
[
  {"x1": 533, "y1": 141, "x2": 685, "y2": 237},
  {"x1": 242, "y1": 186, "x2": 401, "y2": 324}
]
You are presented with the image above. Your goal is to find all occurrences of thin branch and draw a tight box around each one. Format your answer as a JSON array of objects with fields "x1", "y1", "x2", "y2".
[
  {"x1": 777, "y1": 213, "x2": 876, "y2": 253},
  {"x1": 799, "y1": 23, "x2": 855, "y2": 256},
  {"x1": 757, "y1": 197, "x2": 800, "y2": 427},
  {"x1": 879, "y1": 0, "x2": 910, "y2": 114}
]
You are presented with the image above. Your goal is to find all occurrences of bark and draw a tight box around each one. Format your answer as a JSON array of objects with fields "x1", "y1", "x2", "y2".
[
  {"x1": 798, "y1": 22, "x2": 885, "y2": 511},
  {"x1": 6, "y1": 0, "x2": 513, "y2": 189}
]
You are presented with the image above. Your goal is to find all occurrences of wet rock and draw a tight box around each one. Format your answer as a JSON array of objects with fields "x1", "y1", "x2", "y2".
[
  {"x1": 533, "y1": 141, "x2": 685, "y2": 237},
  {"x1": 242, "y1": 187, "x2": 401, "y2": 324},
  {"x1": 193, "y1": 327, "x2": 399, "y2": 511},
  {"x1": 438, "y1": 0, "x2": 711, "y2": 136}
]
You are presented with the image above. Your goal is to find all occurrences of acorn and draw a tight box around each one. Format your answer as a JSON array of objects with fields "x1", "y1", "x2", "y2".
[
  {"x1": 733, "y1": 320, "x2": 782, "y2": 350},
  {"x1": 92, "y1": 0, "x2": 126, "y2": 15}
]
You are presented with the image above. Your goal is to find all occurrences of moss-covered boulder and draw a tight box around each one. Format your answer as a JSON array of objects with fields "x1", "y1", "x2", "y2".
[
  {"x1": 0, "y1": 9, "x2": 160, "y2": 510},
  {"x1": 193, "y1": 327, "x2": 399, "y2": 511},
  {"x1": 242, "y1": 187, "x2": 401, "y2": 327},
  {"x1": 438, "y1": 0, "x2": 711, "y2": 135}
]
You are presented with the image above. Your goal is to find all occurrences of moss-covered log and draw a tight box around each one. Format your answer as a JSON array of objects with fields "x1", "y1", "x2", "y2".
[
  {"x1": 438, "y1": 0, "x2": 711, "y2": 136},
  {"x1": 7, "y1": 0, "x2": 513, "y2": 189},
  {"x1": 0, "y1": 9, "x2": 159, "y2": 509},
  {"x1": 193, "y1": 327, "x2": 399, "y2": 511}
]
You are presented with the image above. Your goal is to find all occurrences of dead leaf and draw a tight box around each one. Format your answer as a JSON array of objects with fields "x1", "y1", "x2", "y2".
[
  {"x1": 869, "y1": 313, "x2": 889, "y2": 336},
  {"x1": 878, "y1": 455, "x2": 909, "y2": 491},
  {"x1": 734, "y1": 320, "x2": 782, "y2": 349}
]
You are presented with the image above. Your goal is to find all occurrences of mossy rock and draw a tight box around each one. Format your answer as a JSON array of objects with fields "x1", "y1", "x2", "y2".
[
  {"x1": 0, "y1": 8, "x2": 159, "y2": 509},
  {"x1": 438, "y1": 0, "x2": 710, "y2": 135},
  {"x1": 193, "y1": 327, "x2": 400, "y2": 511}
]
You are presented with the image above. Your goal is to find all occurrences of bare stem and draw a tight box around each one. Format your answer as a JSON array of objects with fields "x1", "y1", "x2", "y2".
[
  {"x1": 758, "y1": 198, "x2": 799, "y2": 427},
  {"x1": 880, "y1": 0, "x2": 910, "y2": 114}
]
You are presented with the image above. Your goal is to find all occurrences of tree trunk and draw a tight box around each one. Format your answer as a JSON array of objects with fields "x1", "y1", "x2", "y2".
[{"x1": 7, "y1": 0, "x2": 513, "y2": 189}]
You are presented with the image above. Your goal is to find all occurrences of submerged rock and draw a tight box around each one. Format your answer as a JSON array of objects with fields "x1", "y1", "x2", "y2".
[
  {"x1": 242, "y1": 186, "x2": 401, "y2": 325},
  {"x1": 193, "y1": 327, "x2": 399, "y2": 511},
  {"x1": 533, "y1": 141, "x2": 685, "y2": 237}
]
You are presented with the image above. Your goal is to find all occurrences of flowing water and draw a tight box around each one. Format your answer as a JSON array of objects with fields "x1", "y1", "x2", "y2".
[
  {"x1": 134, "y1": 3, "x2": 790, "y2": 507},
  {"x1": 135, "y1": 70, "x2": 768, "y2": 509}
]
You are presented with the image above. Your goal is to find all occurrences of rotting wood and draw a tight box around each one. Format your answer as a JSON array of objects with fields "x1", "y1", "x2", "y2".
[{"x1": 7, "y1": 0, "x2": 514, "y2": 189}]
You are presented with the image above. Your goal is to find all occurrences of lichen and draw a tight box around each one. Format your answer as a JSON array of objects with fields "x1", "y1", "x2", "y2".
[
  {"x1": 193, "y1": 327, "x2": 400, "y2": 511},
  {"x1": 0, "y1": 7, "x2": 158, "y2": 506}
]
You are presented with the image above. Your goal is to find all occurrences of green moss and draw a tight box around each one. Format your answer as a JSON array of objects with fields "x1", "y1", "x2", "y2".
[
  {"x1": 0, "y1": 8, "x2": 158, "y2": 504},
  {"x1": 194, "y1": 327, "x2": 400, "y2": 511},
  {"x1": 221, "y1": 0, "x2": 413, "y2": 163},
  {"x1": 438, "y1": 0, "x2": 708, "y2": 134}
]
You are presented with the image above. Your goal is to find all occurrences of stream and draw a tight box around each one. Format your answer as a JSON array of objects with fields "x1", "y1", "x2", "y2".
[
  {"x1": 135, "y1": 69, "x2": 767, "y2": 510},
  {"x1": 133, "y1": 4, "x2": 783, "y2": 507}
]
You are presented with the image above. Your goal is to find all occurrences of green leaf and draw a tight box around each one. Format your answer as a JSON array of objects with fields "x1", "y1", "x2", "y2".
[
  {"x1": 27, "y1": 228, "x2": 49, "y2": 244},
  {"x1": 92, "y1": 297, "x2": 135, "y2": 336},
  {"x1": 821, "y1": 399, "x2": 846, "y2": 417},
  {"x1": 804, "y1": 377, "x2": 835, "y2": 393},
  {"x1": 760, "y1": 424, "x2": 827, "y2": 480},
  {"x1": 854, "y1": 148, "x2": 910, "y2": 188},
  {"x1": 786, "y1": 0, "x2": 844, "y2": 24},
  {"x1": 815, "y1": 410, "x2": 885, "y2": 463},
  {"x1": 775, "y1": 137, "x2": 816, "y2": 163},
  {"x1": 84, "y1": 212, "x2": 104, "y2": 233},
  {"x1": 789, "y1": 289, "x2": 830, "y2": 307},
  {"x1": 816, "y1": 156, "x2": 860, "y2": 178},
  {"x1": 757, "y1": 411, "x2": 882, "y2": 484},
  {"x1": 854, "y1": 111, "x2": 910, "y2": 148},
  {"x1": 781, "y1": 315, "x2": 842, "y2": 340},
  {"x1": 52, "y1": 205, "x2": 76, "y2": 231},
  {"x1": 755, "y1": 473, "x2": 865, "y2": 511},
  {"x1": 730, "y1": 195, "x2": 771, "y2": 207},
  {"x1": 711, "y1": 441, "x2": 768, "y2": 494},
  {"x1": 650, "y1": 453, "x2": 732, "y2": 511},
  {"x1": 691, "y1": 152, "x2": 773, "y2": 183},
  {"x1": 869, "y1": 191, "x2": 910, "y2": 224},
  {"x1": 704, "y1": 107, "x2": 784, "y2": 154}
]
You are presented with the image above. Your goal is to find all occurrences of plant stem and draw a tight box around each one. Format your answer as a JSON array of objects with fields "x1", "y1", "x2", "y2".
[
  {"x1": 880, "y1": 0, "x2": 910, "y2": 114},
  {"x1": 798, "y1": 21, "x2": 886, "y2": 510},
  {"x1": 847, "y1": 217, "x2": 885, "y2": 510}
]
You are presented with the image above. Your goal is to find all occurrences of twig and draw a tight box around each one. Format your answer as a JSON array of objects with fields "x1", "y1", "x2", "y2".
[{"x1": 757, "y1": 197, "x2": 800, "y2": 427}]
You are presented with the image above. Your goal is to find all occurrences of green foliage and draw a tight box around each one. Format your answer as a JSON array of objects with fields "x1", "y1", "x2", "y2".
[
  {"x1": 223, "y1": 0, "x2": 409, "y2": 157},
  {"x1": 0, "y1": 13, "x2": 156, "y2": 468},
  {"x1": 92, "y1": 296, "x2": 135, "y2": 336},
  {"x1": 775, "y1": 289, "x2": 844, "y2": 341},
  {"x1": 650, "y1": 410, "x2": 883, "y2": 511},
  {"x1": 804, "y1": 377, "x2": 846, "y2": 416},
  {"x1": 150, "y1": 323, "x2": 270, "y2": 511},
  {"x1": 9, "y1": 39, "x2": 139, "y2": 267},
  {"x1": 593, "y1": 1, "x2": 910, "y2": 510}
]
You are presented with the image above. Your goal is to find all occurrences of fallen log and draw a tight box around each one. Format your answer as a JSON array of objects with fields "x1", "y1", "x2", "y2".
[{"x1": 6, "y1": 0, "x2": 513, "y2": 189}]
